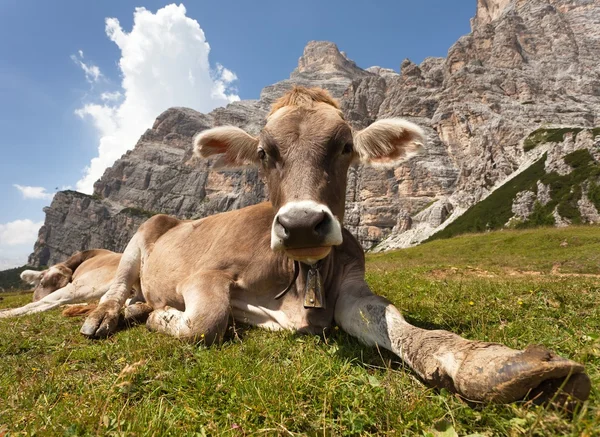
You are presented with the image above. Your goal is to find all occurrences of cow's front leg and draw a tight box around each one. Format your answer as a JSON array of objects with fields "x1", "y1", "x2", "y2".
[
  {"x1": 334, "y1": 280, "x2": 590, "y2": 404},
  {"x1": 146, "y1": 271, "x2": 231, "y2": 344}
]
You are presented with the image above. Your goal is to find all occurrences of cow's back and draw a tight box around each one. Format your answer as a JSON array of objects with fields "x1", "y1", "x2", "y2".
[{"x1": 71, "y1": 251, "x2": 122, "y2": 288}]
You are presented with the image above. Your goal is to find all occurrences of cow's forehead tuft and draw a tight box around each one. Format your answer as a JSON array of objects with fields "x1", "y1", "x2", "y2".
[
  {"x1": 268, "y1": 86, "x2": 339, "y2": 117},
  {"x1": 263, "y1": 107, "x2": 348, "y2": 147}
]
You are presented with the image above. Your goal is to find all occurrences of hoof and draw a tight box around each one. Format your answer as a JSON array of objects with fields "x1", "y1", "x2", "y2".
[
  {"x1": 80, "y1": 301, "x2": 121, "y2": 338},
  {"x1": 123, "y1": 303, "x2": 153, "y2": 325},
  {"x1": 454, "y1": 344, "x2": 589, "y2": 404},
  {"x1": 528, "y1": 372, "x2": 591, "y2": 409}
]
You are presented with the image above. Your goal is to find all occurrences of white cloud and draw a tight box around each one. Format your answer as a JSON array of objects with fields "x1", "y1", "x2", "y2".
[
  {"x1": 75, "y1": 4, "x2": 240, "y2": 193},
  {"x1": 100, "y1": 91, "x2": 122, "y2": 101},
  {"x1": 0, "y1": 219, "x2": 42, "y2": 270},
  {"x1": 13, "y1": 184, "x2": 54, "y2": 200},
  {"x1": 71, "y1": 50, "x2": 102, "y2": 83},
  {"x1": 215, "y1": 63, "x2": 237, "y2": 84},
  {"x1": 0, "y1": 219, "x2": 42, "y2": 246}
]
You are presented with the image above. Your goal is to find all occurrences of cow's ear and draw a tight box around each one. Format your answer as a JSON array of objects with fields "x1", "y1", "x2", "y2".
[
  {"x1": 20, "y1": 269, "x2": 44, "y2": 286},
  {"x1": 353, "y1": 118, "x2": 425, "y2": 166},
  {"x1": 194, "y1": 126, "x2": 260, "y2": 167}
]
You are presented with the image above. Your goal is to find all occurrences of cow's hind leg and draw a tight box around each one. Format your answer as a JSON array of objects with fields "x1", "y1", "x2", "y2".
[
  {"x1": 123, "y1": 302, "x2": 154, "y2": 325},
  {"x1": 146, "y1": 271, "x2": 230, "y2": 344}
]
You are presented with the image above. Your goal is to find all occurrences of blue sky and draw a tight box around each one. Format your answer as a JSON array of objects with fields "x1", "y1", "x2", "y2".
[{"x1": 0, "y1": 0, "x2": 474, "y2": 268}]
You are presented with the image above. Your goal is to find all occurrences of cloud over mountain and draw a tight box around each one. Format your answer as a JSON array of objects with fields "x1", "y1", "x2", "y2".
[
  {"x1": 0, "y1": 219, "x2": 43, "y2": 268},
  {"x1": 75, "y1": 4, "x2": 239, "y2": 194},
  {"x1": 13, "y1": 184, "x2": 54, "y2": 200}
]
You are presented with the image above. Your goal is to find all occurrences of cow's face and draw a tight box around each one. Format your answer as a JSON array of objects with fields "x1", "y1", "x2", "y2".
[
  {"x1": 21, "y1": 265, "x2": 72, "y2": 301},
  {"x1": 195, "y1": 87, "x2": 424, "y2": 264}
]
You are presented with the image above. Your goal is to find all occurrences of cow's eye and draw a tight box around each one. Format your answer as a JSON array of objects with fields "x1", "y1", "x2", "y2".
[
  {"x1": 257, "y1": 148, "x2": 266, "y2": 160},
  {"x1": 342, "y1": 142, "x2": 353, "y2": 155}
]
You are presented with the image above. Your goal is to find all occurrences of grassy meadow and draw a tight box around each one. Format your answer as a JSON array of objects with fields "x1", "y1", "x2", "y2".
[{"x1": 1, "y1": 226, "x2": 599, "y2": 436}]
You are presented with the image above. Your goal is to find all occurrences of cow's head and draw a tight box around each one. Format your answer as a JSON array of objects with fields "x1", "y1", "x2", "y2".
[
  {"x1": 195, "y1": 87, "x2": 424, "y2": 264},
  {"x1": 21, "y1": 265, "x2": 72, "y2": 301}
]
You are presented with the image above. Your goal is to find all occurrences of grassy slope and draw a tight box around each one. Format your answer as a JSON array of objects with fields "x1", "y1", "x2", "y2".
[
  {"x1": 1, "y1": 227, "x2": 600, "y2": 436},
  {"x1": 431, "y1": 127, "x2": 600, "y2": 243},
  {"x1": 427, "y1": 156, "x2": 548, "y2": 241}
]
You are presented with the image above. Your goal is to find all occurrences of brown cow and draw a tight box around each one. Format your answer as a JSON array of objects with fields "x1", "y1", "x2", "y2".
[
  {"x1": 80, "y1": 87, "x2": 589, "y2": 404},
  {"x1": 0, "y1": 250, "x2": 131, "y2": 318}
]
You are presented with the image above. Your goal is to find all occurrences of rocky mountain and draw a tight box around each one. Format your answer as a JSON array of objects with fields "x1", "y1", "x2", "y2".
[{"x1": 30, "y1": 0, "x2": 600, "y2": 266}]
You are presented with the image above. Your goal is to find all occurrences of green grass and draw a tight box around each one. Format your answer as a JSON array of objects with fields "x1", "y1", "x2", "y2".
[
  {"x1": 523, "y1": 128, "x2": 584, "y2": 152},
  {"x1": 588, "y1": 181, "x2": 600, "y2": 212},
  {"x1": 1, "y1": 226, "x2": 600, "y2": 435},
  {"x1": 523, "y1": 149, "x2": 600, "y2": 227},
  {"x1": 371, "y1": 224, "x2": 600, "y2": 275}
]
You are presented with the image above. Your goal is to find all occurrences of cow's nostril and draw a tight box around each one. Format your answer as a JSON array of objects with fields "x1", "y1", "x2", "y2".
[
  {"x1": 314, "y1": 212, "x2": 330, "y2": 235},
  {"x1": 276, "y1": 216, "x2": 290, "y2": 237}
]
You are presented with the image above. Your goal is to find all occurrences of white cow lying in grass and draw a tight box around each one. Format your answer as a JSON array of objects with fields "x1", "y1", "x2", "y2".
[{"x1": 0, "y1": 250, "x2": 128, "y2": 318}]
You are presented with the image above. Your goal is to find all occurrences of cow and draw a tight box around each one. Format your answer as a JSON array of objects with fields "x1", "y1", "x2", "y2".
[
  {"x1": 0, "y1": 249, "x2": 143, "y2": 319},
  {"x1": 79, "y1": 86, "x2": 590, "y2": 404}
]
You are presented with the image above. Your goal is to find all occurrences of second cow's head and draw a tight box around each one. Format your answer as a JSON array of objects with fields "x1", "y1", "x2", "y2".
[
  {"x1": 195, "y1": 87, "x2": 424, "y2": 264},
  {"x1": 21, "y1": 265, "x2": 72, "y2": 301}
]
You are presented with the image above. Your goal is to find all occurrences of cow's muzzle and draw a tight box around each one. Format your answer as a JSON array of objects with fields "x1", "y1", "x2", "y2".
[
  {"x1": 271, "y1": 200, "x2": 342, "y2": 263},
  {"x1": 32, "y1": 287, "x2": 52, "y2": 302}
]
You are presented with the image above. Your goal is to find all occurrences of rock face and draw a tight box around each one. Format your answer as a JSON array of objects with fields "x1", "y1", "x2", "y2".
[
  {"x1": 471, "y1": 0, "x2": 512, "y2": 28},
  {"x1": 30, "y1": 191, "x2": 149, "y2": 266},
  {"x1": 512, "y1": 190, "x2": 537, "y2": 220},
  {"x1": 30, "y1": 0, "x2": 600, "y2": 266},
  {"x1": 512, "y1": 129, "x2": 600, "y2": 225}
]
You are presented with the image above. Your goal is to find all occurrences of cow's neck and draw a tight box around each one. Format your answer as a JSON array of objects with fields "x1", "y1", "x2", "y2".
[{"x1": 274, "y1": 257, "x2": 331, "y2": 310}]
